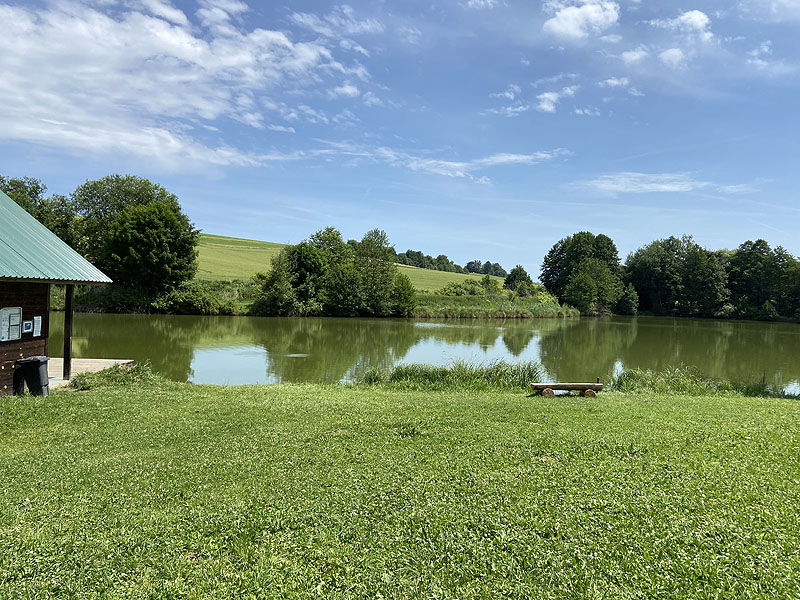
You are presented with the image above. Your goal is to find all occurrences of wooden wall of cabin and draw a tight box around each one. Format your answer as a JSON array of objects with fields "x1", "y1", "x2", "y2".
[{"x1": 0, "y1": 282, "x2": 50, "y2": 396}]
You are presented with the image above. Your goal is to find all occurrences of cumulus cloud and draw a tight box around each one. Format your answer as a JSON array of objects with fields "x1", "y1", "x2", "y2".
[
  {"x1": 650, "y1": 10, "x2": 714, "y2": 42},
  {"x1": 659, "y1": 48, "x2": 686, "y2": 69},
  {"x1": 0, "y1": 1, "x2": 371, "y2": 167},
  {"x1": 542, "y1": 0, "x2": 620, "y2": 40},
  {"x1": 620, "y1": 45, "x2": 649, "y2": 65},
  {"x1": 536, "y1": 86, "x2": 579, "y2": 112}
]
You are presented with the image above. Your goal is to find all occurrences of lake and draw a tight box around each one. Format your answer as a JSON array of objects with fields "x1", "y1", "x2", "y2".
[{"x1": 46, "y1": 313, "x2": 800, "y2": 390}]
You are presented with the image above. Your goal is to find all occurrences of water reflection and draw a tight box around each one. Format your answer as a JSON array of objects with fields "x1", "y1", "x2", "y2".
[{"x1": 48, "y1": 313, "x2": 800, "y2": 388}]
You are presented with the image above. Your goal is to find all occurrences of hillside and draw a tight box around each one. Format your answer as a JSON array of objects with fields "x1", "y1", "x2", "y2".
[{"x1": 196, "y1": 233, "x2": 505, "y2": 291}]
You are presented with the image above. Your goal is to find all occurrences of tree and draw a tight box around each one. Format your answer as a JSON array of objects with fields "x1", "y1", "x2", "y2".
[
  {"x1": 615, "y1": 283, "x2": 639, "y2": 315},
  {"x1": 562, "y1": 258, "x2": 622, "y2": 313},
  {"x1": 678, "y1": 240, "x2": 728, "y2": 317},
  {"x1": 504, "y1": 265, "x2": 533, "y2": 292},
  {"x1": 256, "y1": 227, "x2": 413, "y2": 318},
  {"x1": 356, "y1": 229, "x2": 398, "y2": 316},
  {"x1": 726, "y1": 239, "x2": 780, "y2": 319},
  {"x1": 252, "y1": 250, "x2": 301, "y2": 317},
  {"x1": 71, "y1": 174, "x2": 186, "y2": 263},
  {"x1": 391, "y1": 273, "x2": 417, "y2": 316},
  {"x1": 1, "y1": 175, "x2": 80, "y2": 247},
  {"x1": 100, "y1": 202, "x2": 198, "y2": 297},
  {"x1": 541, "y1": 232, "x2": 621, "y2": 300},
  {"x1": 321, "y1": 262, "x2": 364, "y2": 317},
  {"x1": 625, "y1": 237, "x2": 684, "y2": 315}
]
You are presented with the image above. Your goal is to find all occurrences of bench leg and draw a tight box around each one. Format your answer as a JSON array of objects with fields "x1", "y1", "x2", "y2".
[
  {"x1": 542, "y1": 388, "x2": 555, "y2": 397},
  {"x1": 584, "y1": 389, "x2": 597, "y2": 398}
]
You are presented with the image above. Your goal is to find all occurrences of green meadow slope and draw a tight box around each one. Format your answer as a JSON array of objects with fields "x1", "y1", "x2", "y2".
[{"x1": 196, "y1": 233, "x2": 505, "y2": 291}]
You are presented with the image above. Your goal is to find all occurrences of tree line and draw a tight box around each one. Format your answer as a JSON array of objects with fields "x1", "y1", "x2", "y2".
[
  {"x1": 540, "y1": 231, "x2": 800, "y2": 321},
  {"x1": 5, "y1": 172, "x2": 799, "y2": 322},
  {"x1": 396, "y1": 249, "x2": 507, "y2": 277}
]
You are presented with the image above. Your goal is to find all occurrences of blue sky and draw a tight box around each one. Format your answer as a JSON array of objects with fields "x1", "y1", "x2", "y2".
[{"x1": 1, "y1": 0, "x2": 799, "y2": 273}]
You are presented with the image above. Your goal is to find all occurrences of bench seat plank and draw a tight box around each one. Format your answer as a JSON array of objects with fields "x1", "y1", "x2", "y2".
[{"x1": 530, "y1": 383, "x2": 604, "y2": 391}]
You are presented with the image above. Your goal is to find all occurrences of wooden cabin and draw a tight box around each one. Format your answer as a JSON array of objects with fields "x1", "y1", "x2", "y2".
[{"x1": 0, "y1": 190, "x2": 111, "y2": 395}]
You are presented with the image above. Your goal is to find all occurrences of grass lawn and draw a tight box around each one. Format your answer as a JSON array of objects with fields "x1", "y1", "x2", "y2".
[
  {"x1": 196, "y1": 233, "x2": 505, "y2": 292},
  {"x1": 2, "y1": 381, "x2": 798, "y2": 598}
]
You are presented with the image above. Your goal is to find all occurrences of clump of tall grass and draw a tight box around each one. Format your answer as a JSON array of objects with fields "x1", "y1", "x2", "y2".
[
  {"x1": 71, "y1": 361, "x2": 168, "y2": 391},
  {"x1": 413, "y1": 294, "x2": 578, "y2": 319},
  {"x1": 611, "y1": 366, "x2": 791, "y2": 398},
  {"x1": 356, "y1": 360, "x2": 544, "y2": 391}
]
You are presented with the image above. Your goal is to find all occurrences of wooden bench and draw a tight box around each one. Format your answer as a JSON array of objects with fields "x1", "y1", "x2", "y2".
[{"x1": 530, "y1": 381, "x2": 603, "y2": 398}]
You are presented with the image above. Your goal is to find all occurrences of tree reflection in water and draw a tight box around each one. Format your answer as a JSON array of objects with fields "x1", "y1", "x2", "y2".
[{"x1": 48, "y1": 313, "x2": 800, "y2": 388}]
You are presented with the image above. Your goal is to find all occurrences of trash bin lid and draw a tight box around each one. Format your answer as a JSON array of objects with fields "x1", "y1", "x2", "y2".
[{"x1": 16, "y1": 356, "x2": 49, "y2": 364}]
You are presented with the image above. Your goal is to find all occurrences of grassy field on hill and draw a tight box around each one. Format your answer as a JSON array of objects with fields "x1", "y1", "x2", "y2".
[
  {"x1": 2, "y1": 375, "x2": 798, "y2": 597},
  {"x1": 196, "y1": 234, "x2": 286, "y2": 281},
  {"x1": 197, "y1": 233, "x2": 505, "y2": 292}
]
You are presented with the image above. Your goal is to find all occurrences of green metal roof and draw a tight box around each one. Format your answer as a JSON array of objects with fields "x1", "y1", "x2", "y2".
[{"x1": 0, "y1": 190, "x2": 112, "y2": 284}]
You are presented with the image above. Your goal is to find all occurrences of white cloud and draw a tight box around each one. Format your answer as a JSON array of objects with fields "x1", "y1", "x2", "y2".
[
  {"x1": 650, "y1": 10, "x2": 714, "y2": 42},
  {"x1": 738, "y1": 0, "x2": 800, "y2": 22},
  {"x1": 659, "y1": 48, "x2": 686, "y2": 69},
  {"x1": 0, "y1": 2, "x2": 369, "y2": 168},
  {"x1": 362, "y1": 92, "x2": 384, "y2": 107},
  {"x1": 542, "y1": 0, "x2": 620, "y2": 40},
  {"x1": 339, "y1": 38, "x2": 370, "y2": 56},
  {"x1": 574, "y1": 107, "x2": 600, "y2": 116},
  {"x1": 268, "y1": 124, "x2": 296, "y2": 133},
  {"x1": 487, "y1": 104, "x2": 533, "y2": 117},
  {"x1": 399, "y1": 26, "x2": 423, "y2": 44},
  {"x1": 375, "y1": 147, "x2": 570, "y2": 179},
  {"x1": 329, "y1": 83, "x2": 361, "y2": 98},
  {"x1": 620, "y1": 45, "x2": 649, "y2": 65},
  {"x1": 289, "y1": 5, "x2": 384, "y2": 38},
  {"x1": 532, "y1": 72, "x2": 579, "y2": 87},
  {"x1": 581, "y1": 172, "x2": 753, "y2": 194},
  {"x1": 598, "y1": 77, "x2": 629, "y2": 87},
  {"x1": 490, "y1": 84, "x2": 522, "y2": 100},
  {"x1": 536, "y1": 85, "x2": 578, "y2": 112},
  {"x1": 744, "y1": 39, "x2": 796, "y2": 74},
  {"x1": 466, "y1": 0, "x2": 500, "y2": 7},
  {"x1": 136, "y1": 0, "x2": 189, "y2": 26}
]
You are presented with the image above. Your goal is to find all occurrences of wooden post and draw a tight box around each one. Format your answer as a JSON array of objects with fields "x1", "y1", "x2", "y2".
[{"x1": 63, "y1": 284, "x2": 74, "y2": 381}]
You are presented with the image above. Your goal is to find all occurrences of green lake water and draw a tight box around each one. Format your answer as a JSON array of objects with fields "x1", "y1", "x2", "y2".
[{"x1": 47, "y1": 313, "x2": 800, "y2": 389}]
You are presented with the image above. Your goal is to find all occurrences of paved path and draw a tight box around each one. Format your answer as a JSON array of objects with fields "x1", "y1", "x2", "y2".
[{"x1": 48, "y1": 358, "x2": 133, "y2": 389}]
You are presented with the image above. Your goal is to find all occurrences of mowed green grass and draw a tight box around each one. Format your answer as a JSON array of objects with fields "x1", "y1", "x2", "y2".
[
  {"x1": 196, "y1": 232, "x2": 505, "y2": 291},
  {"x1": 196, "y1": 234, "x2": 285, "y2": 281},
  {"x1": 2, "y1": 383, "x2": 799, "y2": 598}
]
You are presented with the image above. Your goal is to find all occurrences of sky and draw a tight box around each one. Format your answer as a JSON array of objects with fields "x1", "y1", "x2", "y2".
[{"x1": 1, "y1": 0, "x2": 799, "y2": 274}]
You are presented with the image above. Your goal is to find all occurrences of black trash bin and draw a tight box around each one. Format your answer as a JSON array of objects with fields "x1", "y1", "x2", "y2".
[{"x1": 16, "y1": 356, "x2": 50, "y2": 397}]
